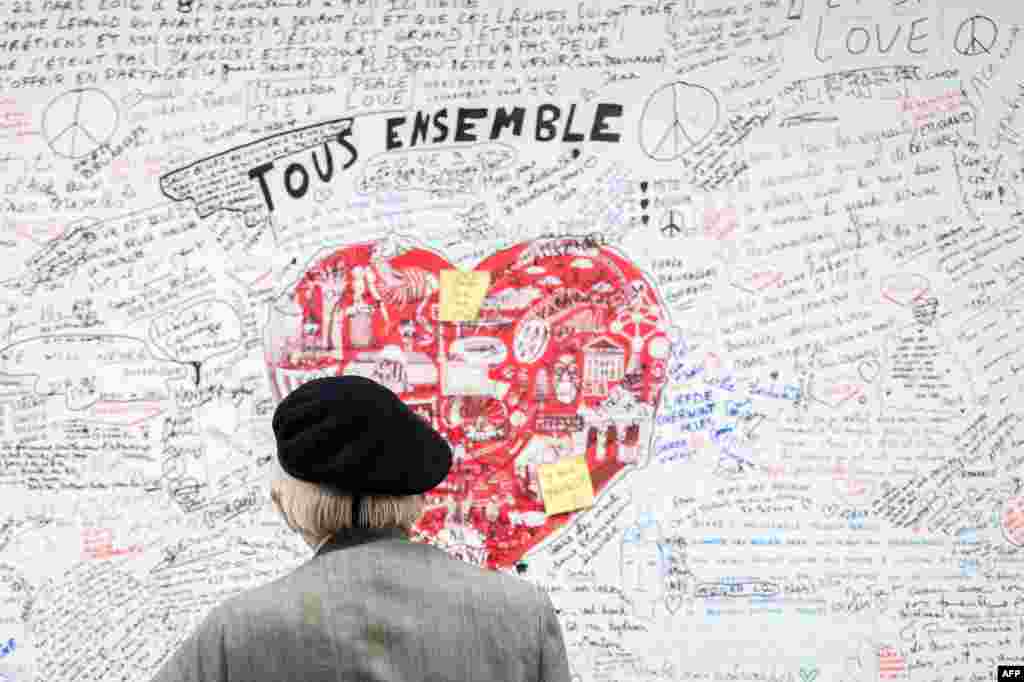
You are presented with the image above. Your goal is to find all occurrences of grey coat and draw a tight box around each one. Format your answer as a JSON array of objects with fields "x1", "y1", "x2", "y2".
[{"x1": 151, "y1": 527, "x2": 572, "y2": 682}]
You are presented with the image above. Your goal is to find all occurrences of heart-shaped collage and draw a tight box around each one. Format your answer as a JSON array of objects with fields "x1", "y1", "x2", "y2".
[{"x1": 264, "y1": 238, "x2": 672, "y2": 568}]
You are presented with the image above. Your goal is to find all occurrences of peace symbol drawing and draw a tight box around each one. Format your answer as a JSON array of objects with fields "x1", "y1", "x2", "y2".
[
  {"x1": 660, "y1": 210, "x2": 683, "y2": 238},
  {"x1": 954, "y1": 15, "x2": 998, "y2": 57},
  {"x1": 638, "y1": 82, "x2": 721, "y2": 161},
  {"x1": 41, "y1": 88, "x2": 120, "y2": 160}
]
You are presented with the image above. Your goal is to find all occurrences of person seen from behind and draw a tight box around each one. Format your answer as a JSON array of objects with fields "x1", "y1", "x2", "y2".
[{"x1": 152, "y1": 374, "x2": 572, "y2": 682}]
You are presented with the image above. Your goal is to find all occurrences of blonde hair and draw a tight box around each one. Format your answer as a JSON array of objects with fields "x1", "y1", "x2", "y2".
[{"x1": 270, "y1": 476, "x2": 426, "y2": 545}]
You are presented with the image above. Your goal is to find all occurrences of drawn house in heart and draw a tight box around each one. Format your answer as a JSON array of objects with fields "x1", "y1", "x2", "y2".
[
  {"x1": 578, "y1": 388, "x2": 650, "y2": 473},
  {"x1": 581, "y1": 335, "x2": 626, "y2": 396}
]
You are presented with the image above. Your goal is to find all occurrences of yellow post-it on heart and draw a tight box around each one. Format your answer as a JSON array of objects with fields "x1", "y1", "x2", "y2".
[
  {"x1": 302, "y1": 593, "x2": 321, "y2": 626},
  {"x1": 538, "y1": 455, "x2": 595, "y2": 516},
  {"x1": 439, "y1": 269, "x2": 490, "y2": 322}
]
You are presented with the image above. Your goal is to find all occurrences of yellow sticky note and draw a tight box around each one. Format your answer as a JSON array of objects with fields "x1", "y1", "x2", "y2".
[
  {"x1": 538, "y1": 455, "x2": 595, "y2": 516},
  {"x1": 302, "y1": 593, "x2": 321, "y2": 626},
  {"x1": 439, "y1": 269, "x2": 490, "y2": 322}
]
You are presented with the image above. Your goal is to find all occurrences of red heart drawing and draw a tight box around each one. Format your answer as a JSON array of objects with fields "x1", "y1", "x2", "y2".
[
  {"x1": 880, "y1": 273, "x2": 930, "y2": 306},
  {"x1": 264, "y1": 238, "x2": 672, "y2": 568}
]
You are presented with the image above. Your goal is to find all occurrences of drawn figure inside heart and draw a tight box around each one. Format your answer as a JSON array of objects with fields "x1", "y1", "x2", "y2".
[{"x1": 264, "y1": 238, "x2": 672, "y2": 568}]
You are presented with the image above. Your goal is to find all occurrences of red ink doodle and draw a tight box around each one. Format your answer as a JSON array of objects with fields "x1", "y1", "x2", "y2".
[
  {"x1": 878, "y1": 646, "x2": 906, "y2": 680},
  {"x1": 1002, "y1": 496, "x2": 1024, "y2": 547},
  {"x1": 81, "y1": 528, "x2": 143, "y2": 560}
]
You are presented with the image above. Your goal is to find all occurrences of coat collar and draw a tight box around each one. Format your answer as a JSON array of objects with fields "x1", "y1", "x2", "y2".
[{"x1": 313, "y1": 527, "x2": 408, "y2": 558}]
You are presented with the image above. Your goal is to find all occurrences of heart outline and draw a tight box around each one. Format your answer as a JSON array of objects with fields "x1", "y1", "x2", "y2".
[{"x1": 265, "y1": 238, "x2": 673, "y2": 568}]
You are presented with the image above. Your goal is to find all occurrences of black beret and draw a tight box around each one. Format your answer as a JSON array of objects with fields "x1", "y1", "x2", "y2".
[{"x1": 271, "y1": 375, "x2": 452, "y2": 495}]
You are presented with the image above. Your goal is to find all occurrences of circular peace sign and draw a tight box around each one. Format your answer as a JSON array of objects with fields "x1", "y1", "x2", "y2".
[
  {"x1": 41, "y1": 88, "x2": 119, "y2": 159},
  {"x1": 638, "y1": 82, "x2": 720, "y2": 161},
  {"x1": 954, "y1": 15, "x2": 998, "y2": 57}
]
